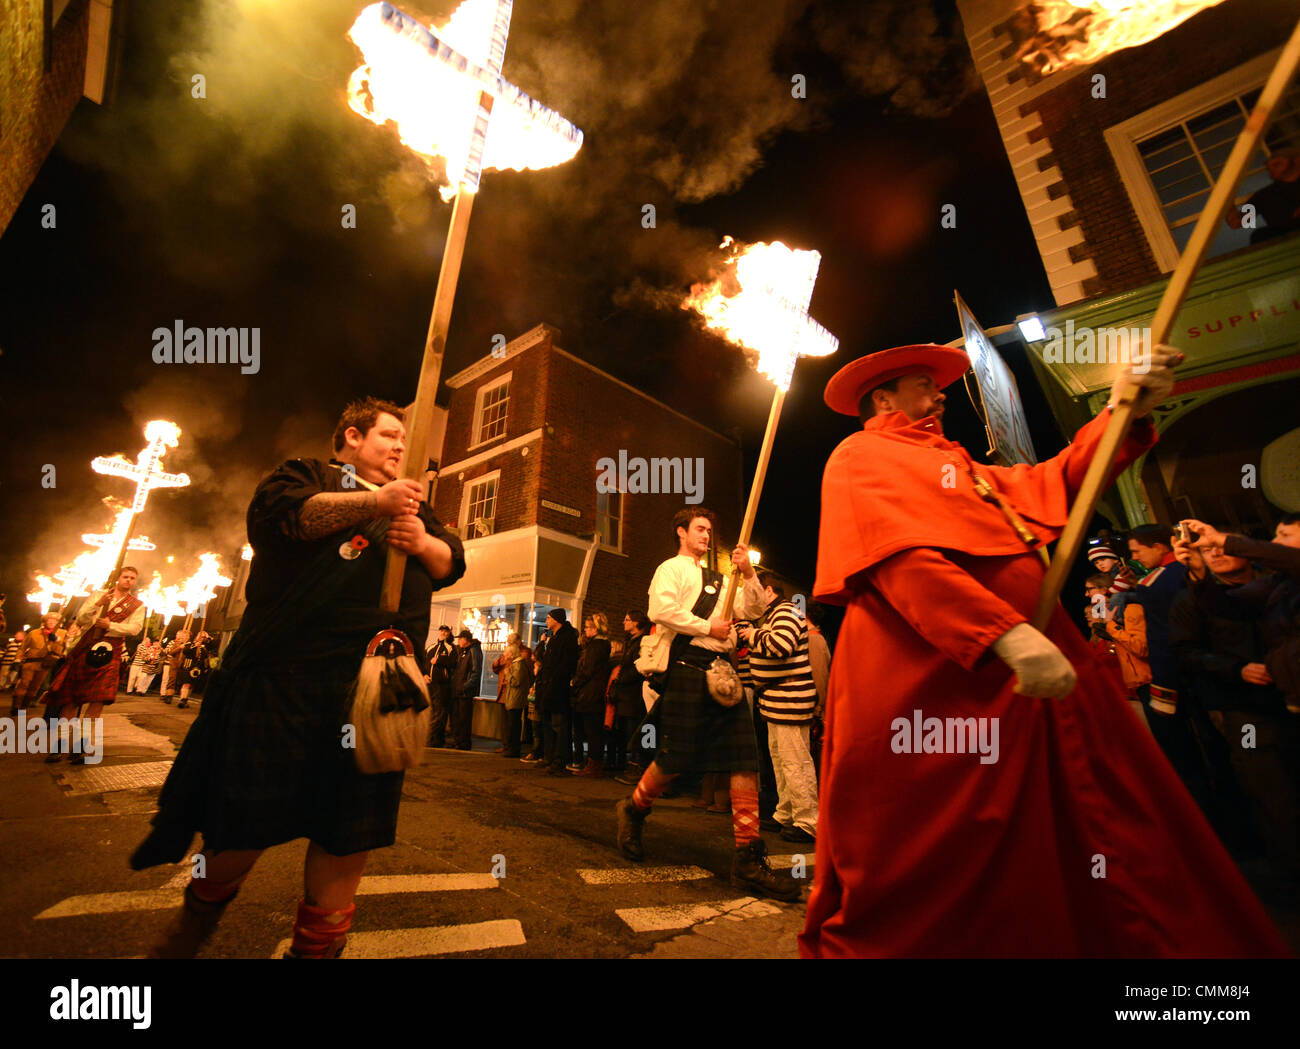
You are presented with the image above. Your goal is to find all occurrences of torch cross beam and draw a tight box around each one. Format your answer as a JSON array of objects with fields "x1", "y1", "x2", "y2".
[{"x1": 1032, "y1": 17, "x2": 1300, "y2": 630}]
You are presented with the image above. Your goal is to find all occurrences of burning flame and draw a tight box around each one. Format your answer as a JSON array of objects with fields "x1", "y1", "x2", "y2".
[
  {"x1": 241, "y1": 543, "x2": 254, "y2": 561},
  {"x1": 91, "y1": 418, "x2": 190, "y2": 514},
  {"x1": 347, "y1": 1, "x2": 583, "y2": 200},
  {"x1": 683, "y1": 237, "x2": 839, "y2": 391},
  {"x1": 461, "y1": 607, "x2": 508, "y2": 643},
  {"x1": 174, "y1": 554, "x2": 233, "y2": 616},
  {"x1": 81, "y1": 506, "x2": 156, "y2": 552},
  {"x1": 1012, "y1": 1, "x2": 1227, "y2": 78}
]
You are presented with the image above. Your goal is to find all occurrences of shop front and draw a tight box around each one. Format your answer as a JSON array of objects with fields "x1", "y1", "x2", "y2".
[
  {"x1": 1014, "y1": 233, "x2": 1300, "y2": 530},
  {"x1": 428, "y1": 525, "x2": 601, "y2": 738}
]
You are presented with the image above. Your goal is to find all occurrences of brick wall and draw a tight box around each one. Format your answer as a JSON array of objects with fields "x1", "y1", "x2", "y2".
[
  {"x1": 436, "y1": 330, "x2": 744, "y2": 633},
  {"x1": 1020, "y1": 0, "x2": 1293, "y2": 299},
  {"x1": 1, "y1": 0, "x2": 90, "y2": 234},
  {"x1": 542, "y1": 348, "x2": 742, "y2": 626},
  {"x1": 433, "y1": 342, "x2": 547, "y2": 533}
]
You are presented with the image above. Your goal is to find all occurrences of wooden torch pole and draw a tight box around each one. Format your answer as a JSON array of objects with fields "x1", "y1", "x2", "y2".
[
  {"x1": 1032, "y1": 20, "x2": 1300, "y2": 631},
  {"x1": 721, "y1": 386, "x2": 787, "y2": 618},
  {"x1": 379, "y1": 95, "x2": 489, "y2": 613}
]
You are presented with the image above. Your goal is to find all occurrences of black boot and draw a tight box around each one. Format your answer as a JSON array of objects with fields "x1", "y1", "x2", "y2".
[
  {"x1": 616, "y1": 797, "x2": 648, "y2": 861},
  {"x1": 147, "y1": 881, "x2": 238, "y2": 959},
  {"x1": 731, "y1": 838, "x2": 801, "y2": 902}
]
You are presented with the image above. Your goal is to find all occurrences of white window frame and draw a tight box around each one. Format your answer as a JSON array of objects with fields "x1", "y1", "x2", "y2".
[
  {"x1": 460, "y1": 470, "x2": 502, "y2": 536},
  {"x1": 1104, "y1": 48, "x2": 1283, "y2": 274},
  {"x1": 469, "y1": 372, "x2": 511, "y2": 451},
  {"x1": 595, "y1": 488, "x2": 623, "y2": 553}
]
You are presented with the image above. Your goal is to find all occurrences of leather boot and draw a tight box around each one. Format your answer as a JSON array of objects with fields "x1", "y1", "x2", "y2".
[
  {"x1": 616, "y1": 797, "x2": 648, "y2": 861},
  {"x1": 731, "y1": 838, "x2": 801, "y2": 902}
]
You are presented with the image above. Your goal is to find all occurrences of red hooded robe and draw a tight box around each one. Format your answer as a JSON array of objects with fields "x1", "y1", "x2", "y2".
[{"x1": 800, "y1": 406, "x2": 1291, "y2": 958}]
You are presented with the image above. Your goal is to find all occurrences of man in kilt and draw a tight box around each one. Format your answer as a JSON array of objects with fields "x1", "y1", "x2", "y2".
[
  {"x1": 130, "y1": 397, "x2": 465, "y2": 958},
  {"x1": 44, "y1": 567, "x2": 145, "y2": 764},
  {"x1": 616, "y1": 508, "x2": 800, "y2": 901}
]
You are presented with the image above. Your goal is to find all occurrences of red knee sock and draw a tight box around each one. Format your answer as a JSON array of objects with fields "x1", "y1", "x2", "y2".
[
  {"x1": 730, "y1": 784, "x2": 760, "y2": 847},
  {"x1": 290, "y1": 900, "x2": 356, "y2": 958},
  {"x1": 632, "y1": 764, "x2": 674, "y2": 812}
]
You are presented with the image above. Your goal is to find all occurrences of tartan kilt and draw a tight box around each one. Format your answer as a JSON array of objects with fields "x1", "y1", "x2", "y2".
[
  {"x1": 643, "y1": 655, "x2": 758, "y2": 775},
  {"x1": 155, "y1": 657, "x2": 402, "y2": 856},
  {"x1": 45, "y1": 640, "x2": 124, "y2": 708}
]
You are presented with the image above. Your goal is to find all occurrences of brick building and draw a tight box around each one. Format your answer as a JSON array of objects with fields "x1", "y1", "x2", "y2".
[
  {"x1": 426, "y1": 322, "x2": 746, "y2": 696},
  {"x1": 954, "y1": 0, "x2": 1300, "y2": 530},
  {"x1": 1, "y1": 0, "x2": 121, "y2": 234}
]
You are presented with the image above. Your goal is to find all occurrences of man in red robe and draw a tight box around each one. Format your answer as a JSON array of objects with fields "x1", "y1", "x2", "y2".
[{"x1": 800, "y1": 342, "x2": 1291, "y2": 958}]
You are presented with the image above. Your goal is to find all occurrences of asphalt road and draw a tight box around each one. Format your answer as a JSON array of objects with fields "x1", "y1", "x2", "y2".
[{"x1": 0, "y1": 694, "x2": 808, "y2": 959}]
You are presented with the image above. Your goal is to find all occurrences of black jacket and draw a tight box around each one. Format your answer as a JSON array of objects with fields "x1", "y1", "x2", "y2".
[
  {"x1": 571, "y1": 636, "x2": 612, "y2": 714},
  {"x1": 613, "y1": 633, "x2": 646, "y2": 717},
  {"x1": 1171, "y1": 581, "x2": 1284, "y2": 714},
  {"x1": 451, "y1": 639, "x2": 483, "y2": 699},
  {"x1": 426, "y1": 638, "x2": 456, "y2": 697},
  {"x1": 536, "y1": 622, "x2": 579, "y2": 714}
]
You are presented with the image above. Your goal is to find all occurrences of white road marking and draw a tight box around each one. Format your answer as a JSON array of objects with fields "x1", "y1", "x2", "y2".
[
  {"x1": 615, "y1": 897, "x2": 782, "y2": 932},
  {"x1": 576, "y1": 865, "x2": 713, "y2": 885},
  {"x1": 35, "y1": 869, "x2": 190, "y2": 920},
  {"x1": 36, "y1": 869, "x2": 190, "y2": 919},
  {"x1": 271, "y1": 919, "x2": 526, "y2": 958},
  {"x1": 356, "y1": 873, "x2": 498, "y2": 894}
]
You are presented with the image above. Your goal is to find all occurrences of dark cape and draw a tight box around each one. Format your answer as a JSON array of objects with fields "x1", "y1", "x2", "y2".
[{"x1": 131, "y1": 458, "x2": 465, "y2": 866}]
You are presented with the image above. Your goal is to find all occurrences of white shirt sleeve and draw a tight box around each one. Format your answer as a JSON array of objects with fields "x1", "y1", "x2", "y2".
[
  {"x1": 648, "y1": 559, "x2": 710, "y2": 638},
  {"x1": 736, "y1": 572, "x2": 766, "y2": 620}
]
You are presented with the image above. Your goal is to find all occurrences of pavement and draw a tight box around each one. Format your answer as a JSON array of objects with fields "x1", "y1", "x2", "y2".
[{"x1": 0, "y1": 692, "x2": 810, "y2": 959}]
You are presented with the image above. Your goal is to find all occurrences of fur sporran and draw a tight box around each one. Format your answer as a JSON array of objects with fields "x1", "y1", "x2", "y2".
[
  {"x1": 348, "y1": 630, "x2": 432, "y2": 774},
  {"x1": 705, "y1": 656, "x2": 745, "y2": 707}
]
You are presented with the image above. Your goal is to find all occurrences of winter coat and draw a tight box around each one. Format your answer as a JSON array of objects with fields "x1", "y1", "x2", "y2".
[
  {"x1": 451, "y1": 639, "x2": 483, "y2": 700},
  {"x1": 571, "y1": 636, "x2": 612, "y2": 714},
  {"x1": 501, "y1": 655, "x2": 534, "y2": 712},
  {"x1": 612, "y1": 634, "x2": 646, "y2": 717},
  {"x1": 535, "y1": 622, "x2": 579, "y2": 714}
]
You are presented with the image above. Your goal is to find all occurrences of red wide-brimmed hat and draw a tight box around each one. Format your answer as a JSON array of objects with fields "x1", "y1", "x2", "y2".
[{"x1": 823, "y1": 344, "x2": 970, "y2": 416}]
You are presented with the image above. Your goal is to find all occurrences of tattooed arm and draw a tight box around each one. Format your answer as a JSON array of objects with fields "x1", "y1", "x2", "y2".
[{"x1": 296, "y1": 490, "x2": 380, "y2": 540}]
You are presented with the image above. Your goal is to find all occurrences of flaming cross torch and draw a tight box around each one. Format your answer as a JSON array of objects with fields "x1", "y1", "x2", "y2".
[
  {"x1": 684, "y1": 238, "x2": 839, "y2": 615},
  {"x1": 90, "y1": 420, "x2": 190, "y2": 587},
  {"x1": 344, "y1": 0, "x2": 582, "y2": 773}
]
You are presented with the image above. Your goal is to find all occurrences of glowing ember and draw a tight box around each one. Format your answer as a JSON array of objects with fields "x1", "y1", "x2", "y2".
[
  {"x1": 347, "y1": 1, "x2": 583, "y2": 200},
  {"x1": 1011, "y1": 1, "x2": 1227, "y2": 78},
  {"x1": 683, "y1": 237, "x2": 839, "y2": 391},
  {"x1": 241, "y1": 543, "x2": 254, "y2": 561}
]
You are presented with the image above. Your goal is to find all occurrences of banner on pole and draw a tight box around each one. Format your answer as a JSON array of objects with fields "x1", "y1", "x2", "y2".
[{"x1": 954, "y1": 290, "x2": 1037, "y2": 467}]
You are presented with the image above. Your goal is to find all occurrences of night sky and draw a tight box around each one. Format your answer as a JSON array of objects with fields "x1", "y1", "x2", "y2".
[{"x1": 0, "y1": 0, "x2": 1063, "y2": 627}]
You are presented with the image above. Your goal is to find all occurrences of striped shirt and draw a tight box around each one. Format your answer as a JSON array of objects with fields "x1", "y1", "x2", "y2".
[{"x1": 750, "y1": 600, "x2": 818, "y2": 723}]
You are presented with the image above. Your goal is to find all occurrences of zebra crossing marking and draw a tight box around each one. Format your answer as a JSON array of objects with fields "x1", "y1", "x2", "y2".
[
  {"x1": 271, "y1": 919, "x2": 526, "y2": 958},
  {"x1": 35, "y1": 870, "x2": 189, "y2": 919},
  {"x1": 576, "y1": 865, "x2": 713, "y2": 885},
  {"x1": 356, "y1": 873, "x2": 499, "y2": 894},
  {"x1": 615, "y1": 897, "x2": 782, "y2": 932}
]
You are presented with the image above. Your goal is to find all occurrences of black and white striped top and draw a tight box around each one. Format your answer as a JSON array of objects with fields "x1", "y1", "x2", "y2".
[{"x1": 750, "y1": 600, "x2": 818, "y2": 723}]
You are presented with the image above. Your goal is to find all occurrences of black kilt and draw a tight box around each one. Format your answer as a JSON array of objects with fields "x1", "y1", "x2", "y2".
[
  {"x1": 155, "y1": 657, "x2": 402, "y2": 856},
  {"x1": 643, "y1": 650, "x2": 758, "y2": 775}
]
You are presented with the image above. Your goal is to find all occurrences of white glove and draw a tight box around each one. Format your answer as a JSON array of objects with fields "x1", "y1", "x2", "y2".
[{"x1": 990, "y1": 623, "x2": 1077, "y2": 699}]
